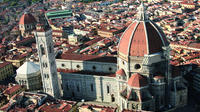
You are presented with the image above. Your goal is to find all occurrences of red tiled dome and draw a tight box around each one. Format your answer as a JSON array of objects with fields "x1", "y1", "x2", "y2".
[
  {"x1": 128, "y1": 73, "x2": 148, "y2": 88},
  {"x1": 116, "y1": 69, "x2": 126, "y2": 76},
  {"x1": 19, "y1": 13, "x2": 36, "y2": 25},
  {"x1": 118, "y1": 20, "x2": 169, "y2": 57}
]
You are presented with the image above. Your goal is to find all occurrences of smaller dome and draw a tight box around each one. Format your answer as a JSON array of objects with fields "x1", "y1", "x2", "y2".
[
  {"x1": 116, "y1": 69, "x2": 126, "y2": 76},
  {"x1": 128, "y1": 73, "x2": 148, "y2": 88},
  {"x1": 19, "y1": 13, "x2": 36, "y2": 25},
  {"x1": 16, "y1": 61, "x2": 40, "y2": 75}
]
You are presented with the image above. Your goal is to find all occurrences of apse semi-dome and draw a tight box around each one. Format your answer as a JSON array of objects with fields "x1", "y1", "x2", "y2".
[
  {"x1": 19, "y1": 12, "x2": 36, "y2": 25},
  {"x1": 116, "y1": 68, "x2": 126, "y2": 76},
  {"x1": 118, "y1": 3, "x2": 169, "y2": 57},
  {"x1": 128, "y1": 73, "x2": 148, "y2": 88}
]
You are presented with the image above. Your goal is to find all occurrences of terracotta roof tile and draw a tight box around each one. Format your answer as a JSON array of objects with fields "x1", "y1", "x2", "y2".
[
  {"x1": 3, "y1": 85, "x2": 22, "y2": 95},
  {"x1": 129, "y1": 22, "x2": 147, "y2": 56},
  {"x1": 19, "y1": 13, "x2": 36, "y2": 25},
  {"x1": 118, "y1": 20, "x2": 168, "y2": 57},
  {"x1": 38, "y1": 100, "x2": 76, "y2": 112},
  {"x1": 116, "y1": 69, "x2": 126, "y2": 76},
  {"x1": 128, "y1": 73, "x2": 148, "y2": 88},
  {"x1": 118, "y1": 22, "x2": 137, "y2": 55}
]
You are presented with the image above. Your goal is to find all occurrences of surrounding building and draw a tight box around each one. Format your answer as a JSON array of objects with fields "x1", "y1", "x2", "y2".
[
  {"x1": 68, "y1": 34, "x2": 82, "y2": 45},
  {"x1": 180, "y1": 2, "x2": 196, "y2": 10},
  {"x1": 0, "y1": 92, "x2": 48, "y2": 112},
  {"x1": 5, "y1": 53, "x2": 28, "y2": 68},
  {"x1": 0, "y1": 85, "x2": 8, "y2": 107},
  {"x1": 3, "y1": 84, "x2": 25, "y2": 100},
  {"x1": 97, "y1": 25, "x2": 125, "y2": 38},
  {"x1": 0, "y1": 61, "x2": 14, "y2": 81},
  {"x1": 78, "y1": 103, "x2": 117, "y2": 112},
  {"x1": 15, "y1": 61, "x2": 42, "y2": 91},
  {"x1": 37, "y1": 100, "x2": 76, "y2": 112},
  {"x1": 46, "y1": 10, "x2": 73, "y2": 20}
]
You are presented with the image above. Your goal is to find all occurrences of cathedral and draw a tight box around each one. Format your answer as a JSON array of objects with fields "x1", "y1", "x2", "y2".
[{"x1": 34, "y1": 3, "x2": 188, "y2": 111}]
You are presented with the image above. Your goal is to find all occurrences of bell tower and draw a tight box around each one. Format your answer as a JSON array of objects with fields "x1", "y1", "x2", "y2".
[{"x1": 34, "y1": 24, "x2": 61, "y2": 98}]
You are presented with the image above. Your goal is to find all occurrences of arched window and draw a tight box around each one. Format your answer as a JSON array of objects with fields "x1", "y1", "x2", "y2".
[
  {"x1": 61, "y1": 64, "x2": 65, "y2": 67},
  {"x1": 107, "y1": 85, "x2": 110, "y2": 94},
  {"x1": 134, "y1": 64, "x2": 141, "y2": 69},
  {"x1": 22, "y1": 80, "x2": 24, "y2": 85},
  {"x1": 77, "y1": 85, "x2": 80, "y2": 92},
  {"x1": 92, "y1": 66, "x2": 96, "y2": 70},
  {"x1": 46, "y1": 74, "x2": 49, "y2": 79},
  {"x1": 19, "y1": 80, "x2": 21, "y2": 85},
  {"x1": 111, "y1": 94, "x2": 115, "y2": 102},
  {"x1": 180, "y1": 95, "x2": 182, "y2": 102},
  {"x1": 90, "y1": 84, "x2": 94, "y2": 91},
  {"x1": 49, "y1": 45, "x2": 52, "y2": 53},
  {"x1": 40, "y1": 45, "x2": 45, "y2": 55},
  {"x1": 42, "y1": 63, "x2": 47, "y2": 68},
  {"x1": 122, "y1": 61, "x2": 125, "y2": 65},
  {"x1": 45, "y1": 63, "x2": 48, "y2": 67},
  {"x1": 76, "y1": 65, "x2": 80, "y2": 68},
  {"x1": 66, "y1": 82, "x2": 69, "y2": 90},
  {"x1": 51, "y1": 62, "x2": 54, "y2": 66}
]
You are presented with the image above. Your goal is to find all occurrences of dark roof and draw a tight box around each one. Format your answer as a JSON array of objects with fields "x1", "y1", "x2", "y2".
[
  {"x1": 38, "y1": 100, "x2": 76, "y2": 112},
  {"x1": 58, "y1": 69, "x2": 116, "y2": 77},
  {"x1": 0, "y1": 61, "x2": 11, "y2": 68},
  {"x1": 59, "y1": 53, "x2": 117, "y2": 63}
]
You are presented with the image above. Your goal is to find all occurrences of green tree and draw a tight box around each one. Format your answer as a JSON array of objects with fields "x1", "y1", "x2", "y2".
[
  {"x1": 11, "y1": 1, "x2": 17, "y2": 6},
  {"x1": 32, "y1": 0, "x2": 40, "y2": 3},
  {"x1": 197, "y1": 36, "x2": 200, "y2": 42}
]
